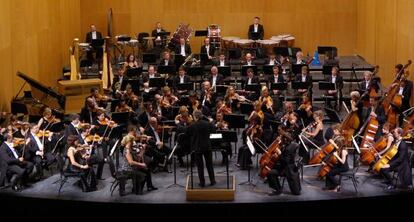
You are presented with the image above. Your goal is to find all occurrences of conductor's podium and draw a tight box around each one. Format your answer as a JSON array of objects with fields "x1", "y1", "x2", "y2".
[
  {"x1": 186, "y1": 175, "x2": 235, "y2": 201},
  {"x1": 58, "y1": 79, "x2": 103, "y2": 114}
]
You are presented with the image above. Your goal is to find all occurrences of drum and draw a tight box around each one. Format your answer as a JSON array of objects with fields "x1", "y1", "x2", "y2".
[
  {"x1": 256, "y1": 40, "x2": 279, "y2": 55},
  {"x1": 284, "y1": 36, "x2": 295, "y2": 47},
  {"x1": 208, "y1": 24, "x2": 221, "y2": 44},
  {"x1": 233, "y1": 39, "x2": 255, "y2": 49},
  {"x1": 271, "y1": 34, "x2": 295, "y2": 47},
  {"x1": 128, "y1": 39, "x2": 139, "y2": 47},
  {"x1": 221, "y1": 36, "x2": 240, "y2": 49}
]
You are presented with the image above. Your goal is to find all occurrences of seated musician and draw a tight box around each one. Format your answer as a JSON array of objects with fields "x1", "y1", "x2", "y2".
[
  {"x1": 325, "y1": 66, "x2": 343, "y2": 109},
  {"x1": 267, "y1": 130, "x2": 301, "y2": 196},
  {"x1": 124, "y1": 53, "x2": 142, "y2": 69},
  {"x1": 174, "y1": 37, "x2": 192, "y2": 57},
  {"x1": 237, "y1": 102, "x2": 264, "y2": 169},
  {"x1": 174, "y1": 106, "x2": 193, "y2": 166},
  {"x1": 350, "y1": 91, "x2": 362, "y2": 112},
  {"x1": 242, "y1": 53, "x2": 255, "y2": 66},
  {"x1": 293, "y1": 51, "x2": 305, "y2": 65},
  {"x1": 80, "y1": 98, "x2": 103, "y2": 124},
  {"x1": 66, "y1": 135, "x2": 97, "y2": 192},
  {"x1": 37, "y1": 107, "x2": 60, "y2": 131},
  {"x1": 151, "y1": 22, "x2": 167, "y2": 48},
  {"x1": 213, "y1": 112, "x2": 232, "y2": 165},
  {"x1": 120, "y1": 127, "x2": 157, "y2": 195},
  {"x1": 295, "y1": 65, "x2": 313, "y2": 101},
  {"x1": 144, "y1": 117, "x2": 172, "y2": 172},
  {"x1": 200, "y1": 81, "x2": 216, "y2": 117},
  {"x1": 159, "y1": 51, "x2": 173, "y2": 66},
  {"x1": 172, "y1": 66, "x2": 191, "y2": 94},
  {"x1": 265, "y1": 53, "x2": 279, "y2": 66},
  {"x1": 200, "y1": 37, "x2": 215, "y2": 63},
  {"x1": 358, "y1": 71, "x2": 380, "y2": 96},
  {"x1": 322, "y1": 136, "x2": 348, "y2": 192},
  {"x1": 188, "y1": 92, "x2": 200, "y2": 114},
  {"x1": 142, "y1": 65, "x2": 161, "y2": 84},
  {"x1": 13, "y1": 121, "x2": 30, "y2": 139},
  {"x1": 298, "y1": 94, "x2": 313, "y2": 125},
  {"x1": 242, "y1": 68, "x2": 260, "y2": 90},
  {"x1": 379, "y1": 127, "x2": 412, "y2": 190},
  {"x1": 138, "y1": 102, "x2": 154, "y2": 132},
  {"x1": 267, "y1": 65, "x2": 285, "y2": 99},
  {"x1": 121, "y1": 84, "x2": 139, "y2": 111},
  {"x1": 25, "y1": 124, "x2": 56, "y2": 178},
  {"x1": 375, "y1": 123, "x2": 394, "y2": 160},
  {"x1": 88, "y1": 87, "x2": 110, "y2": 108},
  {"x1": 85, "y1": 24, "x2": 103, "y2": 63},
  {"x1": 0, "y1": 134, "x2": 34, "y2": 191},
  {"x1": 299, "y1": 110, "x2": 325, "y2": 164},
  {"x1": 112, "y1": 65, "x2": 128, "y2": 97},
  {"x1": 175, "y1": 106, "x2": 193, "y2": 126},
  {"x1": 258, "y1": 86, "x2": 274, "y2": 115},
  {"x1": 209, "y1": 66, "x2": 224, "y2": 89},
  {"x1": 115, "y1": 99, "x2": 134, "y2": 113},
  {"x1": 213, "y1": 52, "x2": 229, "y2": 67},
  {"x1": 362, "y1": 97, "x2": 386, "y2": 140},
  {"x1": 160, "y1": 86, "x2": 178, "y2": 120},
  {"x1": 248, "y1": 16, "x2": 264, "y2": 40}
]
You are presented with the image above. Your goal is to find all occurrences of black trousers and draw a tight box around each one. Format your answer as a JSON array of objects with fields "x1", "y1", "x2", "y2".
[
  {"x1": 68, "y1": 166, "x2": 97, "y2": 192},
  {"x1": 326, "y1": 165, "x2": 349, "y2": 188},
  {"x1": 7, "y1": 162, "x2": 34, "y2": 186},
  {"x1": 120, "y1": 170, "x2": 146, "y2": 195},
  {"x1": 33, "y1": 153, "x2": 56, "y2": 176},
  {"x1": 268, "y1": 163, "x2": 301, "y2": 195},
  {"x1": 194, "y1": 150, "x2": 215, "y2": 185},
  {"x1": 380, "y1": 167, "x2": 393, "y2": 185}
]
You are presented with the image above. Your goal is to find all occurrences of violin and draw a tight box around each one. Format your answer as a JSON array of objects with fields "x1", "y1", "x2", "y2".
[
  {"x1": 12, "y1": 138, "x2": 25, "y2": 147},
  {"x1": 36, "y1": 130, "x2": 51, "y2": 138},
  {"x1": 85, "y1": 134, "x2": 102, "y2": 143},
  {"x1": 99, "y1": 118, "x2": 118, "y2": 128}
]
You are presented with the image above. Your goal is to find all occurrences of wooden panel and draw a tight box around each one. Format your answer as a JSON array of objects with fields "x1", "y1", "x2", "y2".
[
  {"x1": 81, "y1": 0, "x2": 358, "y2": 56},
  {"x1": 0, "y1": 0, "x2": 81, "y2": 111}
]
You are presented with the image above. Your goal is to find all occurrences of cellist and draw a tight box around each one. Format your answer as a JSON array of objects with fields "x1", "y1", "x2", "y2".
[
  {"x1": 322, "y1": 136, "x2": 348, "y2": 192},
  {"x1": 379, "y1": 128, "x2": 412, "y2": 190}
]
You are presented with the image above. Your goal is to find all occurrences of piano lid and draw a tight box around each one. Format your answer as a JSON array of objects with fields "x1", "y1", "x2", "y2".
[{"x1": 16, "y1": 72, "x2": 66, "y2": 111}]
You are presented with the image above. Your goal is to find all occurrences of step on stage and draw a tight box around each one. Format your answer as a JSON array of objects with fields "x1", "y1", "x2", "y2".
[{"x1": 186, "y1": 175, "x2": 235, "y2": 201}]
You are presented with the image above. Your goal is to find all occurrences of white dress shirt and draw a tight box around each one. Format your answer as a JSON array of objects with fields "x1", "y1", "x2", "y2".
[
  {"x1": 301, "y1": 74, "x2": 307, "y2": 82},
  {"x1": 296, "y1": 59, "x2": 303, "y2": 65},
  {"x1": 269, "y1": 59, "x2": 275, "y2": 65},
  {"x1": 220, "y1": 60, "x2": 225, "y2": 66},
  {"x1": 398, "y1": 86, "x2": 404, "y2": 95},
  {"x1": 180, "y1": 44, "x2": 186, "y2": 56},
  {"x1": 151, "y1": 127, "x2": 160, "y2": 143},
  {"x1": 254, "y1": 24, "x2": 258, "y2": 33},
  {"x1": 206, "y1": 45, "x2": 210, "y2": 56},
  {"x1": 212, "y1": 75, "x2": 217, "y2": 87},
  {"x1": 6, "y1": 142, "x2": 19, "y2": 159},
  {"x1": 248, "y1": 77, "x2": 252, "y2": 85},
  {"x1": 365, "y1": 81, "x2": 370, "y2": 89},
  {"x1": 180, "y1": 76, "x2": 185, "y2": 84},
  {"x1": 332, "y1": 76, "x2": 336, "y2": 83},
  {"x1": 273, "y1": 75, "x2": 279, "y2": 83},
  {"x1": 92, "y1": 31, "x2": 97, "y2": 40},
  {"x1": 164, "y1": 60, "x2": 169, "y2": 66},
  {"x1": 247, "y1": 61, "x2": 252, "y2": 66}
]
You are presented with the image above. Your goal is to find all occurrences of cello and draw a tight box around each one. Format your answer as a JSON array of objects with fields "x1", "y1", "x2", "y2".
[
  {"x1": 373, "y1": 143, "x2": 398, "y2": 173},
  {"x1": 309, "y1": 136, "x2": 341, "y2": 165}
]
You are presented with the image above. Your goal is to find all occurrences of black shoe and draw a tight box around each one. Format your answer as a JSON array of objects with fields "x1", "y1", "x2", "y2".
[
  {"x1": 119, "y1": 191, "x2": 126, "y2": 196},
  {"x1": 210, "y1": 181, "x2": 216, "y2": 186},
  {"x1": 198, "y1": 182, "x2": 205, "y2": 187},
  {"x1": 268, "y1": 190, "x2": 282, "y2": 196},
  {"x1": 147, "y1": 186, "x2": 158, "y2": 191},
  {"x1": 12, "y1": 185, "x2": 22, "y2": 192},
  {"x1": 96, "y1": 177, "x2": 106, "y2": 181},
  {"x1": 385, "y1": 185, "x2": 396, "y2": 191},
  {"x1": 322, "y1": 186, "x2": 335, "y2": 191}
]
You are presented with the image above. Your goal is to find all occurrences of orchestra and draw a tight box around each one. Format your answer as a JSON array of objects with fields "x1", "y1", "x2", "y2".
[{"x1": 1, "y1": 20, "x2": 414, "y2": 201}]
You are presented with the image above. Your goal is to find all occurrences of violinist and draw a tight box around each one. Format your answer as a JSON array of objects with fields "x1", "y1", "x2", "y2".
[
  {"x1": 64, "y1": 114, "x2": 82, "y2": 138},
  {"x1": 297, "y1": 94, "x2": 313, "y2": 125},
  {"x1": 138, "y1": 102, "x2": 154, "y2": 132},
  {"x1": 322, "y1": 136, "x2": 348, "y2": 192},
  {"x1": 325, "y1": 66, "x2": 343, "y2": 109},
  {"x1": 267, "y1": 130, "x2": 301, "y2": 196},
  {"x1": 13, "y1": 121, "x2": 30, "y2": 139},
  {"x1": 115, "y1": 99, "x2": 135, "y2": 114},
  {"x1": 175, "y1": 106, "x2": 193, "y2": 126},
  {"x1": 174, "y1": 106, "x2": 193, "y2": 166},
  {"x1": 379, "y1": 128, "x2": 412, "y2": 190},
  {"x1": 200, "y1": 81, "x2": 215, "y2": 116},
  {"x1": 300, "y1": 110, "x2": 325, "y2": 164},
  {"x1": 88, "y1": 87, "x2": 110, "y2": 108},
  {"x1": 216, "y1": 99, "x2": 232, "y2": 116},
  {"x1": 94, "y1": 111, "x2": 118, "y2": 139},
  {"x1": 25, "y1": 124, "x2": 56, "y2": 179},
  {"x1": 65, "y1": 135, "x2": 97, "y2": 192},
  {"x1": 189, "y1": 92, "x2": 200, "y2": 114},
  {"x1": 0, "y1": 134, "x2": 34, "y2": 191},
  {"x1": 161, "y1": 86, "x2": 178, "y2": 119},
  {"x1": 122, "y1": 84, "x2": 139, "y2": 110},
  {"x1": 144, "y1": 117, "x2": 172, "y2": 172},
  {"x1": 80, "y1": 97, "x2": 102, "y2": 124},
  {"x1": 37, "y1": 107, "x2": 60, "y2": 130},
  {"x1": 213, "y1": 112, "x2": 232, "y2": 165},
  {"x1": 259, "y1": 86, "x2": 274, "y2": 114}
]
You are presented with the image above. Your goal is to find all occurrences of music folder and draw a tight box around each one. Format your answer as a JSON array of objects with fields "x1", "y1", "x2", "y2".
[
  {"x1": 291, "y1": 64, "x2": 307, "y2": 75},
  {"x1": 215, "y1": 85, "x2": 228, "y2": 94},
  {"x1": 157, "y1": 65, "x2": 176, "y2": 74},
  {"x1": 322, "y1": 65, "x2": 336, "y2": 75},
  {"x1": 245, "y1": 83, "x2": 261, "y2": 92},
  {"x1": 125, "y1": 79, "x2": 140, "y2": 94},
  {"x1": 186, "y1": 66, "x2": 203, "y2": 77},
  {"x1": 274, "y1": 47, "x2": 289, "y2": 57},
  {"x1": 263, "y1": 65, "x2": 275, "y2": 75},
  {"x1": 250, "y1": 32, "x2": 260, "y2": 40},
  {"x1": 149, "y1": 77, "x2": 166, "y2": 88},
  {"x1": 177, "y1": 83, "x2": 193, "y2": 91},
  {"x1": 217, "y1": 66, "x2": 231, "y2": 77},
  {"x1": 126, "y1": 67, "x2": 142, "y2": 78},
  {"x1": 241, "y1": 65, "x2": 257, "y2": 76},
  {"x1": 271, "y1": 82, "x2": 287, "y2": 91},
  {"x1": 91, "y1": 39, "x2": 104, "y2": 47},
  {"x1": 292, "y1": 81, "x2": 310, "y2": 90},
  {"x1": 143, "y1": 53, "x2": 157, "y2": 64},
  {"x1": 246, "y1": 136, "x2": 256, "y2": 155},
  {"x1": 195, "y1": 30, "x2": 208, "y2": 37},
  {"x1": 111, "y1": 112, "x2": 129, "y2": 125},
  {"x1": 223, "y1": 114, "x2": 246, "y2": 129},
  {"x1": 318, "y1": 81, "x2": 336, "y2": 91}
]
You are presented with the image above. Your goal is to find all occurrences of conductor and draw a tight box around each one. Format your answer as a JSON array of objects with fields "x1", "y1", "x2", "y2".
[{"x1": 188, "y1": 110, "x2": 216, "y2": 187}]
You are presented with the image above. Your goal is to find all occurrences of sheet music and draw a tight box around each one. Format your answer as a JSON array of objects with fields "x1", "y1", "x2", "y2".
[
  {"x1": 246, "y1": 136, "x2": 256, "y2": 155},
  {"x1": 210, "y1": 133, "x2": 222, "y2": 139}
]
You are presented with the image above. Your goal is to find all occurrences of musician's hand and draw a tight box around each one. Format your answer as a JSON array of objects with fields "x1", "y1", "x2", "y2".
[
  {"x1": 25, "y1": 138, "x2": 31, "y2": 145},
  {"x1": 275, "y1": 149, "x2": 281, "y2": 155},
  {"x1": 392, "y1": 83, "x2": 398, "y2": 87},
  {"x1": 370, "y1": 112, "x2": 377, "y2": 118},
  {"x1": 82, "y1": 165, "x2": 89, "y2": 169},
  {"x1": 19, "y1": 157, "x2": 24, "y2": 162},
  {"x1": 382, "y1": 164, "x2": 390, "y2": 168},
  {"x1": 139, "y1": 127, "x2": 145, "y2": 134},
  {"x1": 322, "y1": 162, "x2": 326, "y2": 166}
]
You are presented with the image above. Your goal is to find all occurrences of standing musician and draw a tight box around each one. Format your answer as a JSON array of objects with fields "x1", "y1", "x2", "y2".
[
  {"x1": 325, "y1": 66, "x2": 343, "y2": 109},
  {"x1": 66, "y1": 135, "x2": 97, "y2": 192},
  {"x1": 300, "y1": 110, "x2": 325, "y2": 164},
  {"x1": 188, "y1": 110, "x2": 216, "y2": 187},
  {"x1": 0, "y1": 134, "x2": 34, "y2": 191},
  {"x1": 322, "y1": 136, "x2": 348, "y2": 192},
  {"x1": 200, "y1": 38, "x2": 216, "y2": 61},
  {"x1": 295, "y1": 65, "x2": 313, "y2": 103},
  {"x1": 37, "y1": 107, "x2": 61, "y2": 130},
  {"x1": 25, "y1": 124, "x2": 56, "y2": 178},
  {"x1": 379, "y1": 128, "x2": 412, "y2": 190},
  {"x1": 267, "y1": 130, "x2": 301, "y2": 196},
  {"x1": 175, "y1": 37, "x2": 191, "y2": 57},
  {"x1": 85, "y1": 24, "x2": 103, "y2": 63},
  {"x1": 248, "y1": 16, "x2": 264, "y2": 40},
  {"x1": 172, "y1": 66, "x2": 192, "y2": 94},
  {"x1": 151, "y1": 22, "x2": 167, "y2": 48},
  {"x1": 359, "y1": 71, "x2": 381, "y2": 98}
]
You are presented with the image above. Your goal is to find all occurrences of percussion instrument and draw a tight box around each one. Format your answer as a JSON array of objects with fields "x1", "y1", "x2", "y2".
[
  {"x1": 271, "y1": 34, "x2": 295, "y2": 47},
  {"x1": 256, "y1": 40, "x2": 279, "y2": 55},
  {"x1": 221, "y1": 36, "x2": 240, "y2": 49},
  {"x1": 208, "y1": 24, "x2": 221, "y2": 45},
  {"x1": 233, "y1": 39, "x2": 255, "y2": 49},
  {"x1": 169, "y1": 23, "x2": 193, "y2": 46}
]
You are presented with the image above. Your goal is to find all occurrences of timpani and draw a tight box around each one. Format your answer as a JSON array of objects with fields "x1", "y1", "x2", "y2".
[
  {"x1": 221, "y1": 36, "x2": 240, "y2": 49},
  {"x1": 256, "y1": 40, "x2": 279, "y2": 55},
  {"x1": 233, "y1": 39, "x2": 255, "y2": 49}
]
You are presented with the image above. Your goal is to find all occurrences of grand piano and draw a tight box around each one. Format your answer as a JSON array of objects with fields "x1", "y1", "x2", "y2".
[{"x1": 11, "y1": 72, "x2": 66, "y2": 117}]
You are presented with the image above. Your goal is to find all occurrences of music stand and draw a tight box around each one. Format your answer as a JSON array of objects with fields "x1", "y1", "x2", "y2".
[
  {"x1": 175, "y1": 55, "x2": 185, "y2": 68},
  {"x1": 245, "y1": 83, "x2": 261, "y2": 93},
  {"x1": 149, "y1": 77, "x2": 166, "y2": 89},
  {"x1": 218, "y1": 130, "x2": 238, "y2": 157},
  {"x1": 217, "y1": 66, "x2": 231, "y2": 77},
  {"x1": 324, "y1": 107, "x2": 341, "y2": 123},
  {"x1": 186, "y1": 66, "x2": 203, "y2": 77},
  {"x1": 224, "y1": 114, "x2": 246, "y2": 129},
  {"x1": 167, "y1": 133, "x2": 185, "y2": 188},
  {"x1": 228, "y1": 48, "x2": 241, "y2": 60},
  {"x1": 250, "y1": 32, "x2": 260, "y2": 40},
  {"x1": 239, "y1": 136, "x2": 256, "y2": 187},
  {"x1": 271, "y1": 82, "x2": 287, "y2": 91},
  {"x1": 322, "y1": 65, "x2": 334, "y2": 76},
  {"x1": 142, "y1": 53, "x2": 157, "y2": 64},
  {"x1": 263, "y1": 65, "x2": 275, "y2": 75},
  {"x1": 111, "y1": 112, "x2": 129, "y2": 125},
  {"x1": 292, "y1": 82, "x2": 310, "y2": 91},
  {"x1": 241, "y1": 65, "x2": 257, "y2": 76},
  {"x1": 274, "y1": 47, "x2": 289, "y2": 57},
  {"x1": 125, "y1": 79, "x2": 140, "y2": 94},
  {"x1": 200, "y1": 53, "x2": 209, "y2": 64},
  {"x1": 91, "y1": 39, "x2": 104, "y2": 47},
  {"x1": 319, "y1": 81, "x2": 336, "y2": 107},
  {"x1": 292, "y1": 64, "x2": 307, "y2": 75},
  {"x1": 126, "y1": 67, "x2": 142, "y2": 78},
  {"x1": 195, "y1": 30, "x2": 208, "y2": 37},
  {"x1": 157, "y1": 65, "x2": 176, "y2": 75},
  {"x1": 215, "y1": 85, "x2": 228, "y2": 95},
  {"x1": 240, "y1": 103, "x2": 254, "y2": 115},
  {"x1": 49, "y1": 122, "x2": 64, "y2": 133},
  {"x1": 177, "y1": 83, "x2": 193, "y2": 91}
]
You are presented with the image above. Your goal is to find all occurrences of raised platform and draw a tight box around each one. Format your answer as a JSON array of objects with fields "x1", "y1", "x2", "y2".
[{"x1": 186, "y1": 175, "x2": 235, "y2": 201}]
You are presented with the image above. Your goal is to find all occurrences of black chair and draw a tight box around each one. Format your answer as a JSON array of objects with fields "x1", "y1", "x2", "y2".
[
  {"x1": 338, "y1": 166, "x2": 359, "y2": 193},
  {"x1": 108, "y1": 156, "x2": 130, "y2": 196},
  {"x1": 55, "y1": 154, "x2": 82, "y2": 195},
  {"x1": 391, "y1": 151, "x2": 414, "y2": 191}
]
